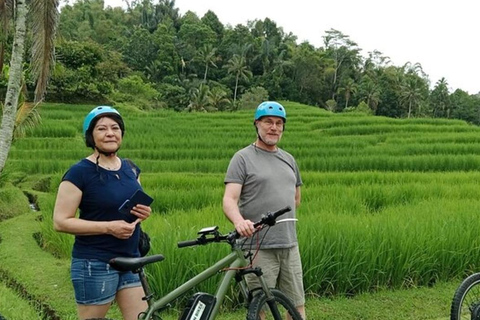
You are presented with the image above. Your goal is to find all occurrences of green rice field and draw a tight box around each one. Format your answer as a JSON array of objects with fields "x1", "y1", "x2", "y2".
[{"x1": 5, "y1": 101, "x2": 480, "y2": 306}]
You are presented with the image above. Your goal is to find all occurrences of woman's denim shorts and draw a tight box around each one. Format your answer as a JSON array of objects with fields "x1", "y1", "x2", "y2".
[{"x1": 71, "y1": 258, "x2": 141, "y2": 305}]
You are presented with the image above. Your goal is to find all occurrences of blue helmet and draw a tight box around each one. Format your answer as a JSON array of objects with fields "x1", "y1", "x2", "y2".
[
  {"x1": 83, "y1": 106, "x2": 124, "y2": 148},
  {"x1": 254, "y1": 101, "x2": 286, "y2": 123}
]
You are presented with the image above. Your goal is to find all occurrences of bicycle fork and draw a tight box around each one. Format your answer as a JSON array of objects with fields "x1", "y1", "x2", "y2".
[{"x1": 237, "y1": 267, "x2": 284, "y2": 320}]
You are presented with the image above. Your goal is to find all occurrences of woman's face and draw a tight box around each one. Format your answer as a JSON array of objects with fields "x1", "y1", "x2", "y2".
[{"x1": 92, "y1": 116, "x2": 123, "y2": 153}]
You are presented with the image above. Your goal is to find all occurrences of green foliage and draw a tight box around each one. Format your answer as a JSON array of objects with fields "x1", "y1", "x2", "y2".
[
  {"x1": 0, "y1": 186, "x2": 30, "y2": 221},
  {"x1": 109, "y1": 75, "x2": 162, "y2": 110},
  {"x1": 238, "y1": 86, "x2": 269, "y2": 109},
  {"x1": 32, "y1": 0, "x2": 480, "y2": 124},
  {"x1": 49, "y1": 41, "x2": 120, "y2": 103},
  {"x1": 344, "y1": 101, "x2": 373, "y2": 115},
  {"x1": 157, "y1": 82, "x2": 188, "y2": 110},
  {"x1": 0, "y1": 282, "x2": 40, "y2": 319}
]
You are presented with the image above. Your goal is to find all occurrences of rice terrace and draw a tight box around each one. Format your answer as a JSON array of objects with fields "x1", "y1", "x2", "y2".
[{"x1": 2, "y1": 101, "x2": 480, "y2": 319}]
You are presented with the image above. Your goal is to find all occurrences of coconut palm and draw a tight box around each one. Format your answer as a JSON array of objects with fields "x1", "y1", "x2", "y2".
[
  {"x1": 224, "y1": 54, "x2": 252, "y2": 103},
  {"x1": 208, "y1": 87, "x2": 230, "y2": 111},
  {"x1": 0, "y1": 0, "x2": 59, "y2": 175},
  {"x1": 195, "y1": 44, "x2": 218, "y2": 82},
  {"x1": 186, "y1": 84, "x2": 210, "y2": 112},
  {"x1": 338, "y1": 77, "x2": 358, "y2": 109}
]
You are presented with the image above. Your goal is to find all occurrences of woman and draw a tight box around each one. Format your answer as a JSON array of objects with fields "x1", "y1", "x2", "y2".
[{"x1": 53, "y1": 106, "x2": 151, "y2": 320}]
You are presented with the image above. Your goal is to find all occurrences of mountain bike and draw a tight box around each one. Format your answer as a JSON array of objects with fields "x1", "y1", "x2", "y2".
[
  {"x1": 450, "y1": 272, "x2": 480, "y2": 319},
  {"x1": 108, "y1": 206, "x2": 303, "y2": 320}
]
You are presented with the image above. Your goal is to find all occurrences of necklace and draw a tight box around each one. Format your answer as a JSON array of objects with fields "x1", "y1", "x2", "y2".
[
  {"x1": 103, "y1": 158, "x2": 120, "y2": 170},
  {"x1": 89, "y1": 155, "x2": 121, "y2": 170}
]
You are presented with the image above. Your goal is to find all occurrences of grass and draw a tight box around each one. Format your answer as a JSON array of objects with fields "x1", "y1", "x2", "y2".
[
  {"x1": 0, "y1": 283, "x2": 39, "y2": 319},
  {"x1": 0, "y1": 210, "x2": 461, "y2": 319},
  {"x1": 3, "y1": 102, "x2": 480, "y2": 318}
]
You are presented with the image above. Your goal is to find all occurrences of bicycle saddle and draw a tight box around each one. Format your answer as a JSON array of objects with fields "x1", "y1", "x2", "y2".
[{"x1": 109, "y1": 254, "x2": 165, "y2": 272}]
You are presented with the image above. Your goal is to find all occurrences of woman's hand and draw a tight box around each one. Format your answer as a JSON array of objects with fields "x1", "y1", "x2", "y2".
[
  {"x1": 130, "y1": 204, "x2": 151, "y2": 221},
  {"x1": 108, "y1": 220, "x2": 138, "y2": 239}
]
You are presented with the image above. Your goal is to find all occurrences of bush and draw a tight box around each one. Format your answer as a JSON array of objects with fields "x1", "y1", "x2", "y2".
[
  {"x1": 238, "y1": 86, "x2": 269, "y2": 109},
  {"x1": 109, "y1": 75, "x2": 162, "y2": 110}
]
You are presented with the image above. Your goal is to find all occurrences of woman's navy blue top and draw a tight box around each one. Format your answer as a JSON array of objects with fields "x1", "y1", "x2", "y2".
[{"x1": 62, "y1": 158, "x2": 143, "y2": 262}]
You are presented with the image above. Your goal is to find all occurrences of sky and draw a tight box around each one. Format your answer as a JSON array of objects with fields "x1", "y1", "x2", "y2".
[{"x1": 99, "y1": 0, "x2": 480, "y2": 94}]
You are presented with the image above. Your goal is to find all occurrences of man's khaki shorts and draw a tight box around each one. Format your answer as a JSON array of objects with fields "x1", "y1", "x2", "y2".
[{"x1": 245, "y1": 246, "x2": 305, "y2": 306}]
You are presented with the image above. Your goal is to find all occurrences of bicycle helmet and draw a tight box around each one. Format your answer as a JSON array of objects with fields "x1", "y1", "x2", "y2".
[
  {"x1": 83, "y1": 106, "x2": 125, "y2": 148},
  {"x1": 254, "y1": 101, "x2": 286, "y2": 123}
]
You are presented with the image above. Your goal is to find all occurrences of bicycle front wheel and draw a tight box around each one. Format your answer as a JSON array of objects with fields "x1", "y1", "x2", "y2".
[
  {"x1": 246, "y1": 289, "x2": 303, "y2": 320},
  {"x1": 451, "y1": 272, "x2": 480, "y2": 320}
]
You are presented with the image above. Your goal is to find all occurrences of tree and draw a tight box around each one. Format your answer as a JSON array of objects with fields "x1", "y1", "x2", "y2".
[
  {"x1": 195, "y1": 44, "x2": 218, "y2": 82},
  {"x1": 338, "y1": 77, "x2": 358, "y2": 110},
  {"x1": 400, "y1": 76, "x2": 425, "y2": 118},
  {"x1": 430, "y1": 78, "x2": 451, "y2": 118},
  {"x1": 224, "y1": 54, "x2": 252, "y2": 103},
  {"x1": 186, "y1": 83, "x2": 210, "y2": 112},
  {"x1": 358, "y1": 75, "x2": 381, "y2": 113},
  {"x1": 289, "y1": 43, "x2": 324, "y2": 106},
  {"x1": 208, "y1": 86, "x2": 230, "y2": 111},
  {"x1": 323, "y1": 29, "x2": 362, "y2": 102},
  {"x1": 0, "y1": 0, "x2": 59, "y2": 175},
  {"x1": 398, "y1": 62, "x2": 429, "y2": 118}
]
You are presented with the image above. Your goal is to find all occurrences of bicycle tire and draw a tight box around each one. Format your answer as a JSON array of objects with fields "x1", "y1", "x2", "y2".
[
  {"x1": 246, "y1": 289, "x2": 303, "y2": 320},
  {"x1": 451, "y1": 272, "x2": 480, "y2": 320}
]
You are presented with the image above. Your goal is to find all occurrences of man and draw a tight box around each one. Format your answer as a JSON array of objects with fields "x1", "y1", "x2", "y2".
[{"x1": 223, "y1": 101, "x2": 306, "y2": 319}]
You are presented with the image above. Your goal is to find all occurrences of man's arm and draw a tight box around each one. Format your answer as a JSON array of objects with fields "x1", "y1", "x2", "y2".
[
  {"x1": 223, "y1": 182, "x2": 255, "y2": 237},
  {"x1": 295, "y1": 186, "x2": 301, "y2": 208}
]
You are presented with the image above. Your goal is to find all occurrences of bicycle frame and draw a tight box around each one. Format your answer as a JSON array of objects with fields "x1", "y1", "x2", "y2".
[
  {"x1": 111, "y1": 206, "x2": 293, "y2": 320},
  {"x1": 140, "y1": 247, "x2": 248, "y2": 320}
]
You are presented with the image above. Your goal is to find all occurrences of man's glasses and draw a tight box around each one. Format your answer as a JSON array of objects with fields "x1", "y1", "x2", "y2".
[{"x1": 259, "y1": 119, "x2": 284, "y2": 129}]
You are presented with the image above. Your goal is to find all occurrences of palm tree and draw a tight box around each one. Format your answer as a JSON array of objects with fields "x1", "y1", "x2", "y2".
[
  {"x1": 400, "y1": 77, "x2": 424, "y2": 118},
  {"x1": 224, "y1": 54, "x2": 252, "y2": 103},
  {"x1": 0, "y1": 0, "x2": 59, "y2": 175},
  {"x1": 359, "y1": 76, "x2": 381, "y2": 113},
  {"x1": 186, "y1": 84, "x2": 210, "y2": 112},
  {"x1": 338, "y1": 78, "x2": 358, "y2": 109},
  {"x1": 208, "y1": 87, "x2": 230, "y2": 111},
  {"x1": 195, "y1": 44, "x2": 218, "y2": 82}
]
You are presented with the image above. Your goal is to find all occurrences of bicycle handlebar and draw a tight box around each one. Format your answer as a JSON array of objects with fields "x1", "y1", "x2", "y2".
[
  {"x1": 177, "y1": 206, "x2": 292, "y2": 248},
  {"x1": 177, "y1": 239, "x2": 200, "y2": 248},
  {"x1": 253, "y1": 206, "x2": 291, "y2": 228}
]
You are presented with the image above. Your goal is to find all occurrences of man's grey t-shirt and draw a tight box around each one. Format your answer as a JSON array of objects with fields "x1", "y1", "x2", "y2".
[{"x1": 224, "y1": 144, "x2": 303, "y2": 249}]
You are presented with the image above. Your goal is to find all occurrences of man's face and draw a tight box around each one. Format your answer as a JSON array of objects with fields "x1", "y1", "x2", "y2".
[{"x1": 256, "y1": 116, "x2": 284, "y2": 146}]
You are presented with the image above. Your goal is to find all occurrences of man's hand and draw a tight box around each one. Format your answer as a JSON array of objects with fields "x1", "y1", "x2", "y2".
[{"x1": 235, "y1": 219, "x2": 255, "y2": 237}]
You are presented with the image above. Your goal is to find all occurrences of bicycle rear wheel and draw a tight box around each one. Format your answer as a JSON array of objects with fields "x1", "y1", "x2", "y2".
[
  {"x1": 246, "y1": 289, "x2": 302, "y2": 320},
  {"x1": 451, "y1": 272, "x2": 480, "y2": 320}
]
